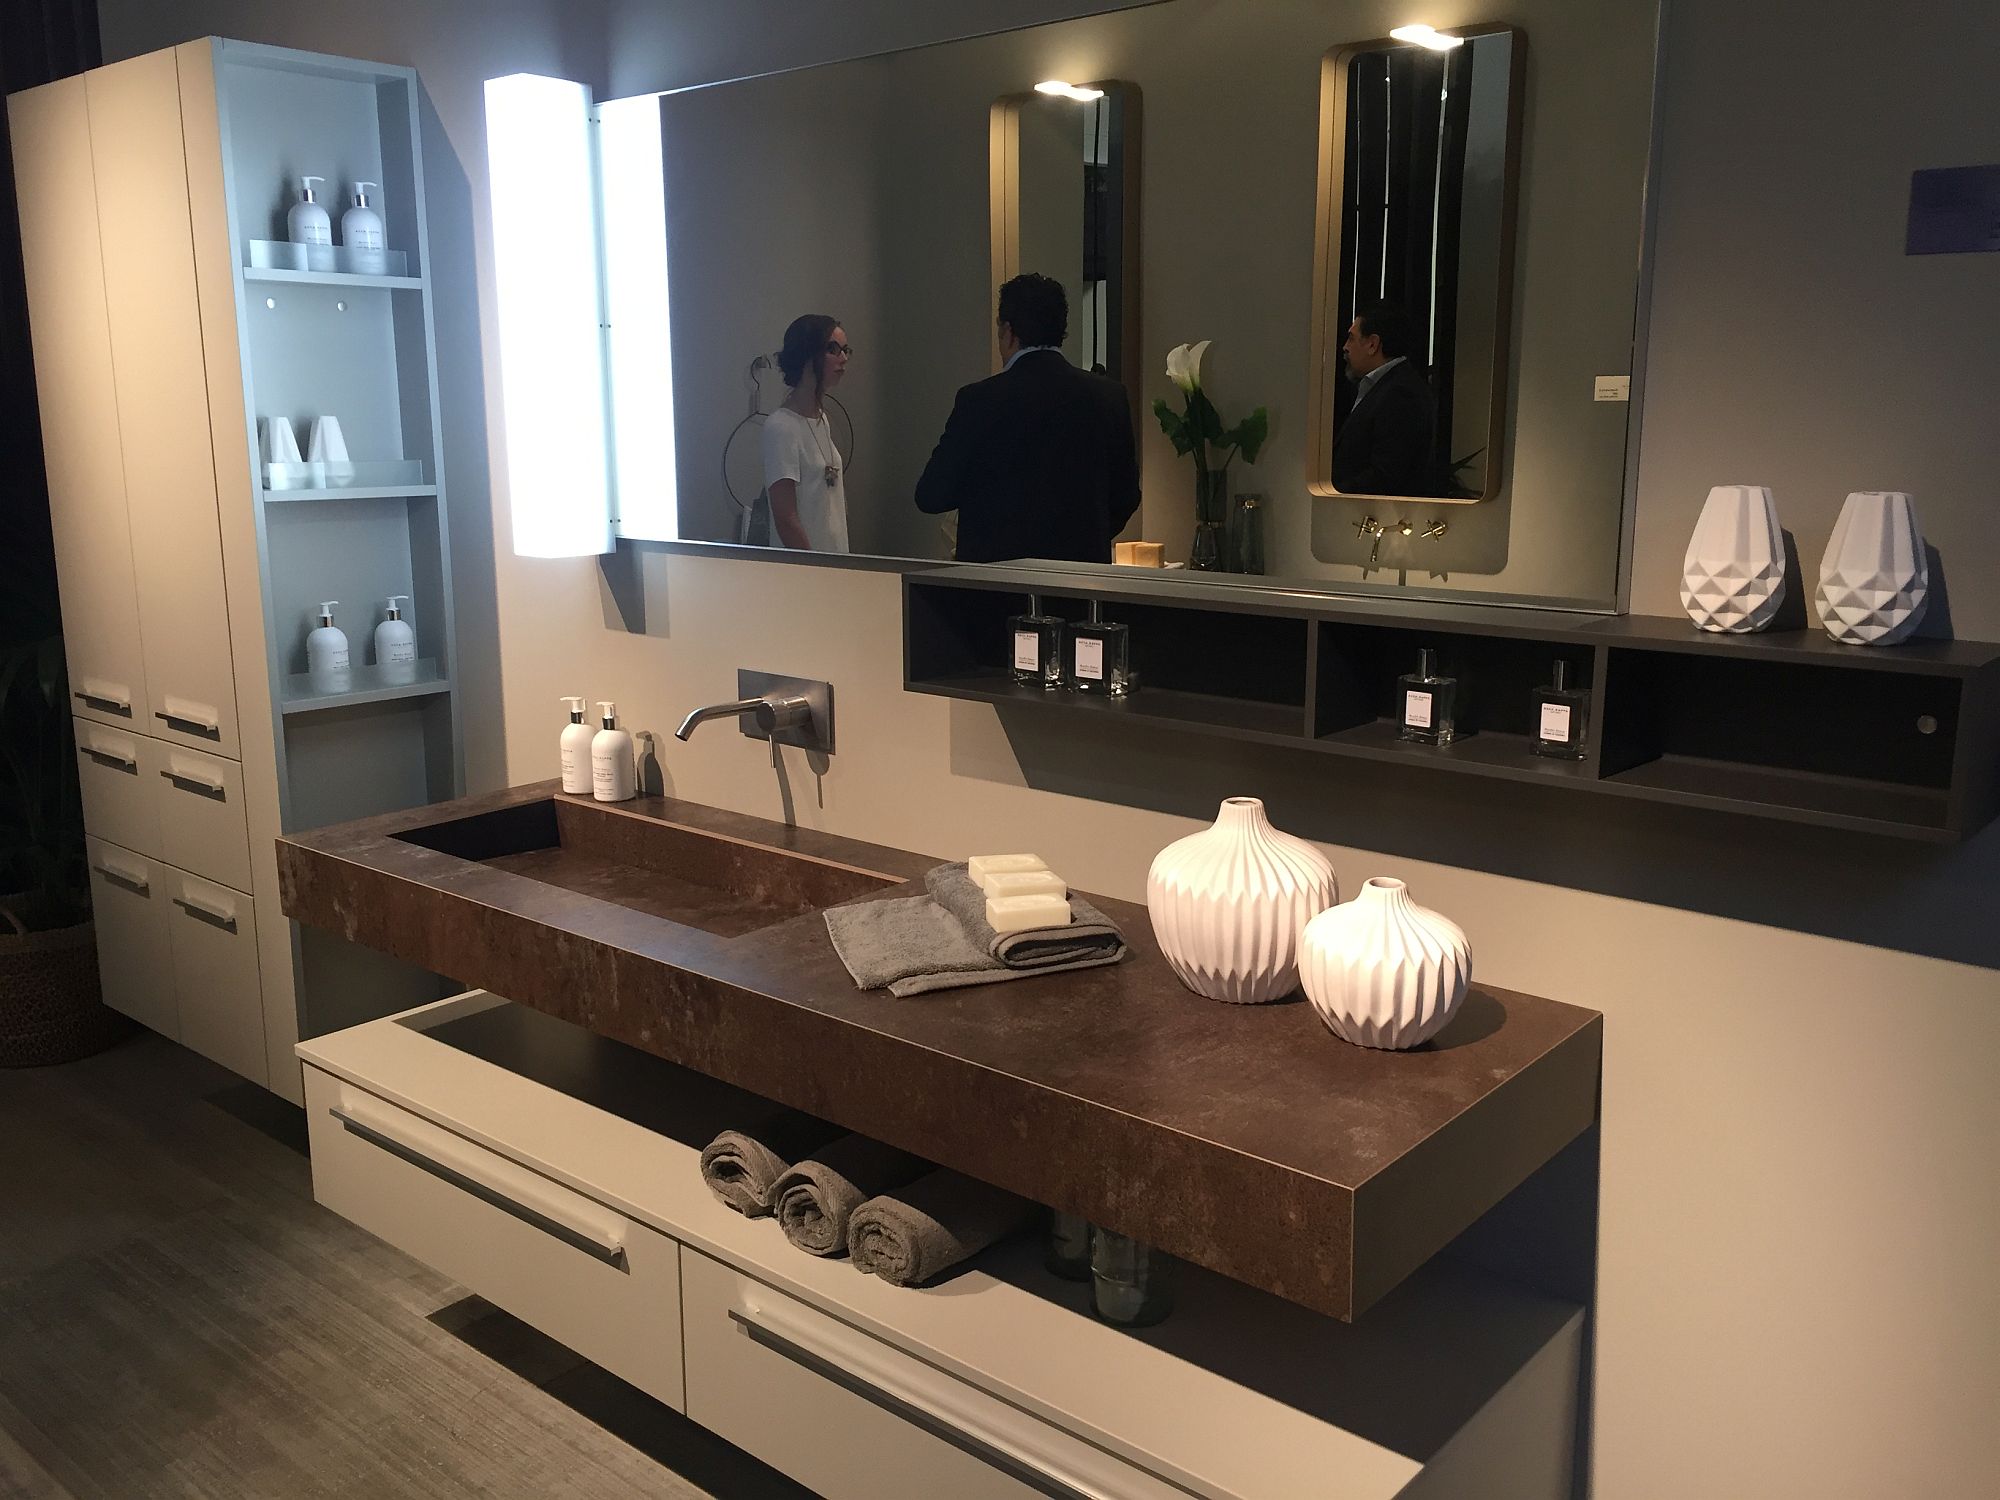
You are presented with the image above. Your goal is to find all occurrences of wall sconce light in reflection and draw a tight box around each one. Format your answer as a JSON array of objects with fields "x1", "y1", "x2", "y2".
[
  {"x1": 1035, "y1": 79, "x2": 1107, "y2": 102},
  {"x1": 1388, "y1": 24, "x2": 1465, "y2": 51}
]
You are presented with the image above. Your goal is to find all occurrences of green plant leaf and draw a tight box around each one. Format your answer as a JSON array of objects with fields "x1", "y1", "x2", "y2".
[
  {"x1": 1224, "y1": 407, "x2": 1270, "y2": 465},
  {"x1": 1152, "y1": 397, "x2": 1197, "y2": 456}
]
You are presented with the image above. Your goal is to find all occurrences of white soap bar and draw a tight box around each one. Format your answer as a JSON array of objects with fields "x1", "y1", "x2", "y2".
[
  {"x1": 984, "y1": 869, "x2": 1067, "y2": 902},
  {"x1": 968, "y1": 853, "x2": 1047, "y2": 892},
  {"x1": 986, "y1": 893, "x2": 1071, "y2": 934}
]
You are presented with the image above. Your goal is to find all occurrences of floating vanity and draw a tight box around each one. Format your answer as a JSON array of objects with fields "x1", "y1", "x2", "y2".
[{"x1": 282, "y1": 786, "x2": 1600, "y2": 1496}]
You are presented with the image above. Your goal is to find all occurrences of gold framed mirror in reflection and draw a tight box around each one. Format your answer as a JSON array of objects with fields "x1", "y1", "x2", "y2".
[
  {"x1": 1308, "y1": 23, "x2": 1525, "y2": 505},
  {"x1": 988, "y1": 80, "x2": 1142, "y2": 422}
]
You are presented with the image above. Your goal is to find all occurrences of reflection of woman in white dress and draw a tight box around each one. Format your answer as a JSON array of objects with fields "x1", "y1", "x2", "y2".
[{"x1": 760, "y1": 314, "x2": 852, "y2": 552}]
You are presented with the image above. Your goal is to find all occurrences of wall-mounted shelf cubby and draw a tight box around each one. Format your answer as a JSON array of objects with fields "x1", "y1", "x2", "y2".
[{"x1": 904, "y1": 566, "x2": 2000, "y2": 843}]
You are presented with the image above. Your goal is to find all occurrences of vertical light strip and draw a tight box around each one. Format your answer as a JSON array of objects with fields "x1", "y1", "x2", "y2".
[
  {"x1": 598, "y1": 92, "x2": 678, "y2": 541},
  {"x1": 484, "y1": 73, "x2": 613, "y2": 557}
]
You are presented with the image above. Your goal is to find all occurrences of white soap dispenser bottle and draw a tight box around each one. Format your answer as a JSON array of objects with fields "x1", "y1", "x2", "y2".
[
  {"x1": 559, "y1": 697, "x2": 594, "y2": 794},
  {"x1": 591, "y1": 702, "x2": 636, "y2": 802},
  {"x1": 288, "y1": 176, "x2": 331, "y2": 247},
  {"x1": 342, "y1": 181, "x2": 385, "y2": 274},
  {"x1": 306, "y1": 602, "x2": 350, "y2": 693},
  {"x1": 374, "y1": 595, "x2": 416, "y2": 684}
]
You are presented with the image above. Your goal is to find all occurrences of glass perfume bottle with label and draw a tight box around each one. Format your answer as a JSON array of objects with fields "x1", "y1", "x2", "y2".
[
  {"x1": 1532, "y1": 659, "x2": 1591, "y2": 760},
  {"x1": 1006, "y1": 594, "x2": 1062, "y2": 690},
  {"x1": 1066, "y1": 600, "x2": 1130, "y2": 697},
  {"x1": 1397, "y1": 647, "x2": 1457, "y2": 745}
]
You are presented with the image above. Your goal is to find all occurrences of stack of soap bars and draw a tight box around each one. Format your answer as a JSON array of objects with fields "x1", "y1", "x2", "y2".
[{"x1": 967, "y1": 854, "x2": 1070, "y2": 933}]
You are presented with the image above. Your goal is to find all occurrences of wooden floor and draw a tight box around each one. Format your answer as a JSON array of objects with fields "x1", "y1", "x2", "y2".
[{"x1": 0, "y1": 1033, "x2": 814, "y2": 1500}]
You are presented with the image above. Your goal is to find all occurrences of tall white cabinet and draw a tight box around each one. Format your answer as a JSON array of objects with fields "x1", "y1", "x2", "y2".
[{"x1": 10, "y1": 40, "x2": 463, "y2": 1103}]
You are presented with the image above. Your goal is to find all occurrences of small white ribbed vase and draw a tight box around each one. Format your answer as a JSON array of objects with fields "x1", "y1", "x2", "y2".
[
  {"x1": 1814, "y1": 490, "x2": 1930, "y2": 646},
  {"x1": 1680, "y1": 484, "x2": 1787, "y2": 633},
  {"x1": 1146, "y1": 797, "x2": 1337, "y2": 1004},
  {"x1": 1299, "y1": 878, "x2": 1471, "y2": 1050}
]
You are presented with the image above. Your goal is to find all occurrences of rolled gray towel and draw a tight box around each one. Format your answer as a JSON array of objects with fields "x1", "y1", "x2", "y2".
[
  {"x1": 699, "y1": 1109, "x2": 845, "y2": 1218},
  {"x1": 771, "y1": 1134, "x2": 932, "y2": 1256},
  {"x1": 848, "y1": 1169, "x2": 1036, "y2": 1286}
]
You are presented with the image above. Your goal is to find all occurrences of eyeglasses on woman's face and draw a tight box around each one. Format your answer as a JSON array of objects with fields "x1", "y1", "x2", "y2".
[{"x1": 824, "y1": 341, "x2": 854, "y2": 359}]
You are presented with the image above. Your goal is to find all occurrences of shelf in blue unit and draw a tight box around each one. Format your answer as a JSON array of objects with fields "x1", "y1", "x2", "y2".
[
  {"x1": 262, "y1": 484, "x2": 440, "y2": 503},
  {"x1": 281, "y1": 660, "x2": 451, "y2": 715},
  {"x1": 244, "y1": 266, "x2": 424, "y2": 291}
]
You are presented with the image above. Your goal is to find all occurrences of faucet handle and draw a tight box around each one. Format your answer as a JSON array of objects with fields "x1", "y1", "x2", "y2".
[{"x1": 752, "y1": 694, "x2": 812, "y2": 737}]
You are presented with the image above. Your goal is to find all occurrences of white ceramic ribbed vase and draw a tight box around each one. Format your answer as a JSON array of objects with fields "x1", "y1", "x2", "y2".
[
  {"x1": 1680, "y1": 484, "x2": 1787, "y2": 633},
  {"x1": 1146, "y1": 797, "x2": 1337, "y2": 1004},
  {"x1": 1299, "y1": 877, "x2": 1471, "y2": 1050},
  {"x1": 1814, "y1": 490, "x2": 1929, "y2": 646}
]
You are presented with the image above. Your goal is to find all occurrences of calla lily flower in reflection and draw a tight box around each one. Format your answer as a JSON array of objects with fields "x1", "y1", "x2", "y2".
[
  {"x1": 1165, "y1": 339, "x2": 1211, "y2": 394},
  {"x1": 1153, "y1": 339, "x2": 1269, "y2": 570}
]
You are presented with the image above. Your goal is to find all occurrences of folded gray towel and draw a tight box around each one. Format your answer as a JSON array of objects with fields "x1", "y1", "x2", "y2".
[
  {"x1": 699, "y1": 1109, "x2": 845, "y2": 1218},
  {"x1": 771, "y1": 1134, "x2": 932, "y2": 1256},
  {"x1": 824, "y1": 862, "x2": 1127, "y2": 997},
  {"x1": 848, "y1": 1169, "x2": 1037, "y2": 1286}
]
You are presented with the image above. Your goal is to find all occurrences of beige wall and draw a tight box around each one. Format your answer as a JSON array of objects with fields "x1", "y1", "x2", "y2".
[{"x1": 93, "y1": 0, "x2": 2000, "y2": 1495}]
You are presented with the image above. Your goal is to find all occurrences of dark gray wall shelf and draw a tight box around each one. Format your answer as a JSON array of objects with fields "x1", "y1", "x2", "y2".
[{"x1": 902, "y1": 565, "x2": 2000, "y2": 843}]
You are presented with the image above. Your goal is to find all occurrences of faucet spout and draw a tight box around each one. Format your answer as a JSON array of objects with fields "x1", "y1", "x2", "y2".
[{"x1": 674, "y1": 697, "x2": 766, "y2": 742}]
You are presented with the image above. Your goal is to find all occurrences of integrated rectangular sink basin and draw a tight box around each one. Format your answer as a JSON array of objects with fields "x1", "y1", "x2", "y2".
[{"x1": 392, "y1": 795, "x2": 904, "y2": 938}]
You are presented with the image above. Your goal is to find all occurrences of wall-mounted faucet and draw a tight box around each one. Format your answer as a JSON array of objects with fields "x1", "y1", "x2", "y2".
[{"x1": 675, "y1": 670, "x2": 834, "y2": 767}]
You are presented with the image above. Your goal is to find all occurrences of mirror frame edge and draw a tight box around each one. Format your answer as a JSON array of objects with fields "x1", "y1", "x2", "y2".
[{"x1": 1304, "y1": 21, "x2": 1528, "y2": 508}]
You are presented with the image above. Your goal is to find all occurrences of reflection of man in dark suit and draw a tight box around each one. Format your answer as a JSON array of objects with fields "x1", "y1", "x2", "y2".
[
  {"x1": 915, "y1": 273, "x2": 1141, "y2": 564},
  {"x1": 1332, "y1": 303, "x2": 1439, "y2": 496}
]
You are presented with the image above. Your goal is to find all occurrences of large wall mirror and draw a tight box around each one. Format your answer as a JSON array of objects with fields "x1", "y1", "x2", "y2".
[{"x1": 601, "y1": 0, "x2": 1660, "y2": 610}]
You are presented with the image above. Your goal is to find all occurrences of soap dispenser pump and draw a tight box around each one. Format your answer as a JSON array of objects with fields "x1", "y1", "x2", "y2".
[
  {"x1": 559, "y1": 696, "x2": 594, "y2": 795},
  {"x1": 288, "y1": 176, "x2": 331, "y2": 247},
  {"x1": 375, "y1": 595, "x2": 416, "y2": 684},
  {"x1": 342, "y1": 181, "x2": 385, "y2": 274},
  {"x1": 591, "y1": 702, "x2": 636, "y2": 802},
  {"x1": 306, "y1": 602, "x2": 350, "y2": 693}
]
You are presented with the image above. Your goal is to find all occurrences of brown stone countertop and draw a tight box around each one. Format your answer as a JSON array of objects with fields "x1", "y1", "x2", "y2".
[{"x1": 278, "y1": 781, "x2": 1601, "y2": 1321}]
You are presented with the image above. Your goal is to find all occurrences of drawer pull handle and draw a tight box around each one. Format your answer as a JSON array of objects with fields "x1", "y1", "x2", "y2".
[
  {"x1": 84, "y1": 742, "x2": 140, "y2": 771},
  {"x1": 329, "y1": 1103, "x2": 628, "y2": 1269},
  {"x1": 75, "y1": 679, "x2": 134, "y2": 715},
  {"x1": 172, "y1": 892, "x2": 238, "y2": 931},
  {"x1": 91, "y1": 859, "x2": 150, "y2": 895},
  {"x1": 727, "y1": 1309, "x2": 1104, "y2": 1500},
  {"x1": 156, "y1": 695, "x2": 222, "y2": 739},
  {"x1": 161, "y1": 764, "x2": 228, "y2": 798}
]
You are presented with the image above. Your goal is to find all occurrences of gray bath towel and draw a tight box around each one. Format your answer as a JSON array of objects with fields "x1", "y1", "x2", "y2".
[
  {"x1": 824, "y1": 862, "x2": 1126, "y2": 997},
  {"x1": 699, "y1": 1109, "x2": 845, "y2": 1218},
  {"x1": 848, "y1": 1169, "x2": 1037, "y2": 1286},
  {"x1": 771, "y1": 1134, "x2": 932, "y2": 1256}
]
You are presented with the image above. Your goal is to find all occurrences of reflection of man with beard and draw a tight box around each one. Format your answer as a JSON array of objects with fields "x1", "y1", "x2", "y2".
[{"x1": 1331, "y1": 303, "x2": 1439, "y2": 496}]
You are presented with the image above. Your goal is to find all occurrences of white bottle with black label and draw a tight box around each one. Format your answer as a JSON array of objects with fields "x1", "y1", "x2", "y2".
[
  {"x1": 559, "y1": 696, "x2": 594, "y2": 794},
  {"x1": 374, "y1": 595, "x2": 416, "y2": 685},
  {"x1": 305, "y1": 601, "x2": 350, "y2": 694},
  {"x1": 590, "y1": 701, "x2": 635, "y2": 802}
]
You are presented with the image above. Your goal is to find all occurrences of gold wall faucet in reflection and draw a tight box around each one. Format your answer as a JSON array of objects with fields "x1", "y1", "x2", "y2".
[{"x1": 1354, "y1": 515, "x2": 1448, "y2": 567}]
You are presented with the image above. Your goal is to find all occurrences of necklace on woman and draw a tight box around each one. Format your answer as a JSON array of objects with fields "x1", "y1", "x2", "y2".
[{"x1": 802, "y1": 409, "x2": 840, "y2": 488}]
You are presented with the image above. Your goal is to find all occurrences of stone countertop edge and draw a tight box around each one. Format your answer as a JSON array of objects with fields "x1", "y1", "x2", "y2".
[{"x1": 278, "y1": 780, "x2": 1603, "y2": 1322}]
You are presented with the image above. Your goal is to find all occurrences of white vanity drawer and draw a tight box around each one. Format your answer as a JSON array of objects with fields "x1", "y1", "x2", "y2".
[
  {"x1": 151, "y1": 742, "x2": 250, "y2": 891},
  {"x1": 681, "y1": 1249, "x2": 1183, "y2": 1500},
  {"x1": 75, "y1": 720, "x2": 160, "y2": 858},
  {"x1": 84, "y1": 836, "x2": 176, "y2": 1038},
  {"x1": 302, "y1": 1069, "x2": 685, "y2": 1411},
  {"x1": 162, "y1": 867, "x2": 265, "y2": 1084}
]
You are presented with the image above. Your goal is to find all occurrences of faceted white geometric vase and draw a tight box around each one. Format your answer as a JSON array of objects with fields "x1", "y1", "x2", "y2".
[
  {"x1": 1299, "y1": 878, "x2": 1471, "y2": 1050},
  {"x1": 1680, "y1": 484, "x2": 1787, "y2": 633},
  {"x1": 1146, "y1": 797, "x2": 1338, "y2": 1005},
  {"x1": 1814, "y1": 490, "x2": 1930, "y2": 646}
]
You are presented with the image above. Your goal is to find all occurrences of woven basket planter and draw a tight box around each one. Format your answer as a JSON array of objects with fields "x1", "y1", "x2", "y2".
[{"x1": 0, "y1": 914, "x2": 128, "y2": 1068}]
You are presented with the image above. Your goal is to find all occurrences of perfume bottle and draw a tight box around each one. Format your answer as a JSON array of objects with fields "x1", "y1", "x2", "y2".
[
  {"x1": 1397, "y1": 647, "x2": 1457, "y2": 745},
  {"x1": 1531, "y1": 659, "x2": 1590, "y2": 760},
  {"x1": 1006, "y1": 594, "x2": 1063, "y2": 690},
  {"x1": 1066, "y1": 600, "x2": 1130, "y2": 697}
]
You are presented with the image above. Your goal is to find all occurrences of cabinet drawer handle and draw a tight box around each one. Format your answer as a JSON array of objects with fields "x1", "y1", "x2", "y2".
[
  {"x1": 83, "y1": 741, "x2": 140, "y2": 771},
  {"x1": 75, "y1": 679, "x2": 134, "y2": 715},
  {"x1": 156, "y1": 695, "x2": 222, "y2": 739},
  {"x1": 161, "y1": 763, "x2": 228, "y2": 798},
  {"x1": 91, "y1": 858, "x2": 150, "y2": 895},
  {"x1": 727, "y1": 1308, "x2": 1104, "y2": 1500},
  {"x1": 329, "y1": 1103, "x2": 628, "y2": 1268},
  {"x1": 172, "y1": 892, "x2": 238, "y2": 931}
]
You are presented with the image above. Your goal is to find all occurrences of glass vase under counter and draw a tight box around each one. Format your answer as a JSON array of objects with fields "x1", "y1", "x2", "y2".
[
  {"x1": 1045, "y1": 1210, "x2": 1094, "y2": 1282},
  {"x1": 1090, "y1": 1228, "x2": 1175, "y2": 1327}
]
